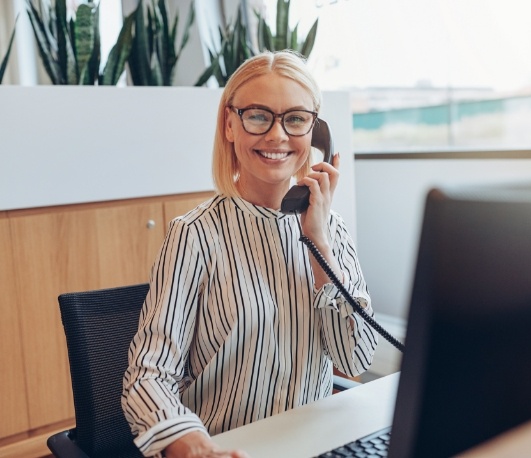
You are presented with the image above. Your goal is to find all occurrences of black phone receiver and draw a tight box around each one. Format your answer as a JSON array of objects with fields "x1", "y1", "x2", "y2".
[{"x1": 280, "y1": 118, "x2": 334, "y2": 214}]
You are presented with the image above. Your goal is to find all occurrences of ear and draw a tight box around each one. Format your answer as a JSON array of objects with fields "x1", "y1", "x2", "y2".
[{"x1": 225, "y1": 106, "x2": 235, "y2": 143}]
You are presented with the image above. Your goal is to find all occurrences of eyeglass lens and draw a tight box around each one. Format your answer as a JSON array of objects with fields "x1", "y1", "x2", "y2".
[{"x1": 239, "y1": 108, "x2": 315, "y2": 136}]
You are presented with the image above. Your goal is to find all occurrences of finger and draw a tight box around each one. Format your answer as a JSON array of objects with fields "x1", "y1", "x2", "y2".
[
  {"x1": 311, "y1": 162, "x2": 339, "y2": 183},
  {"x1": 300, "y1": 173, "x2": 330, "y2": 193},
  {"x1": 312, "y1": 154, "x2": 339, "y2": 172},
  {"x1": 332, "y1": 151, "x2": 340, "y2": 169},
  {"x1": 312, "y1": 156, "x2": 340, "y2": 194},
  {"x1": 311, "y1": 162, "x2": 333, "y2": 173},
  {"x1": 307, "y1": 170, "x2": 330, "y2": 180},
  {"x1": 329, "y1": 155, "x2": 340, "y2": 194}
]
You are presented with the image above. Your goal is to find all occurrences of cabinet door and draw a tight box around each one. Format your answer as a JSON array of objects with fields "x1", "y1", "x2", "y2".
[
  {"x1": 9, "y1": 202, "x2": 165, "y2": 429},
  {"x1": 94, "y1": 202, "x2": 165, "y2": 287},
  {"x1": 0, "y1": 214, "x2": 30, "y2": 439}
]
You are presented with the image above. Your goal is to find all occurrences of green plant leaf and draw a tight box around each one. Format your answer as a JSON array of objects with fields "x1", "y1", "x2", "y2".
[
  {"x1": 194, "y1": 58, "x2": 215, "y2": 87},
  {"x1": 215, "y1": 43, "x2": 228, "y2": 86},
  {"x1": 41, "y1": 3, "x2": 58, "y2": 54},
  {"x1": 194, "y1": 7, "x2": 256, "y2": 87},
  {"x1": 253, "y1": 0, "x2": 317, "y2": 58},
  {"x1": 150, "y1": 50, "x2": 163, "y2": 85},
  {"x1": 26, "y1": 0, "x2": 62, "y2": 84},
  {"x1": 101, "y1": 11, "x2": 134, "y2": 85},
  {"x1": 87, "y1": 3, "x2": 101, "y2": 85},
  {"x1": 194, "y1": 66, "x2": 213, "y2": 87},
  {"x1": 177, "y1": 2, "x2": 195, "y2": 56},
  {"x1": 55, "y1": 0, "x2": 68, "y2": 79},
  {"x1": 127, "y1": 6, "x2": 141, "y2": 84},
  {"x1": 275, "y1": 0, "x2": 290, "y2": 50},
  {"x1": 126, "y1": 0, "x2": 195, "y2": 86},
  {"x1": 75, "y1": 4, "x2": 96, "y2": 84},
  {"x1": 146, "y1": 5, "x2": 155, "y2": 60},
  {"x1": 228, "y1": 15, "x2": 240, "y2": 74},
  {"x1": 255, "y1": 13, "x2": 274, "y2": 52},
  {"x1": 255, "y1": 13, "x2": 265, "y2": 51},
  {"x1": 194, "y1": 48, "x2": 218, "y2": 86},
  {"x1": 156, "y1": 0, "x2": 171, "y2": 83},
  {"x1": 168, "y1": 1, "x2": 194, "y2": 84},
  {"x1": 211, "y1": 35, "x2": 226, "y2": 86},
  {"x1": 64, "y1": 20, "x2": 77, "y2": 84},
  {"x1": 290, "y1": 23, "x2": 298, "y2": 51},
  {"x1": 0, "y1": 16, "x2": 18, "y2": 84},
  {"x1": 300, "y1": 18, "x2": 318, "y2": 58},
  {"x1": 129, "y1": 1, "x2": 153, "y2": 85},
  {"x1": 230, "y1": 9, "x2": 252, "y2": 76},
  {"x1": 26, "y1": 0, "x2": 101, "y2": 85}
]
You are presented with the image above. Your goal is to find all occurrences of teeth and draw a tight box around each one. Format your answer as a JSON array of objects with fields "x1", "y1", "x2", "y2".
[{"x1": 258, "y1": 151, "x2": 288, "y2": 160}]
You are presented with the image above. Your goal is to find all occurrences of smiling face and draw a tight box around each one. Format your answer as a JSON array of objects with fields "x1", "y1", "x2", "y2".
[{"x1": 225, "y1": 73, "x2": 315, "y2": 208}]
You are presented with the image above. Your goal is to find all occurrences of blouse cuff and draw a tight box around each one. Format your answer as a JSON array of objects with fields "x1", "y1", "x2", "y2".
[
  {"x1": 133, "y1": 414, "x2": 208, "y2": 456},
  {"x1": 314, "y1": 278, "x2": 368, "y2": 319}
]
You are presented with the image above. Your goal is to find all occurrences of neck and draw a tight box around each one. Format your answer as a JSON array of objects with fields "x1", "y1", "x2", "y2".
[{"x1": 236, "y1": 181, "x2": 289, "y2": 210}]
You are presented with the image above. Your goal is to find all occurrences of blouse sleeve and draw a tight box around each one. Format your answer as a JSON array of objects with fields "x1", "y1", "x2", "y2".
[
  {"x1": 122, "y1": 219, "x2": 208, "y2": 457},
  {"x1": 312, "y1": 212, "x2": 378, "y2": 377}
]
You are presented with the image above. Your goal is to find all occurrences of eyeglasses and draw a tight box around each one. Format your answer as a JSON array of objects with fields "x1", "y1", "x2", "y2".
[{"x1": 229, "y1": 106, "x2": 318, "y2": 136}]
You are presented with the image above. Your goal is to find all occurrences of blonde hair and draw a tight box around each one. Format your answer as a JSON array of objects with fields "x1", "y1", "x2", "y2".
[{"x1": 212, "y1": 50, "x2": 322, "y2": 198}]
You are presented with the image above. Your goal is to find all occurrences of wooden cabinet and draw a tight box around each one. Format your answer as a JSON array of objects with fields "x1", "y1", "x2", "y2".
[
  {"x1": 9, "y1": 201, "x2": 166, "y2": 430},
  {"x1": 0, "y1": 213, "x2": 30, "y2": 439},
  {"x1": 0, "y1": 191, "x2": 213, "y2": 457}
]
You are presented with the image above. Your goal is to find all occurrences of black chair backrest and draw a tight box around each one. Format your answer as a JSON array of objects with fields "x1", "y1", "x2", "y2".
[{"x1": 59, "y1": 283, "x2": 149, "y2": 458}]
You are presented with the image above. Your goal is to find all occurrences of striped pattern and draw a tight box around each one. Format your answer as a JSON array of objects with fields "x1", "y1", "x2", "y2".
[{"x1": 122, "y1": 195, "x2": 377, "y2": 456}]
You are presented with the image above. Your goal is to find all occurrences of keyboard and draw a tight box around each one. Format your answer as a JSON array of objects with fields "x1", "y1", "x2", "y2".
[{"x1": 314, "y1": 426, "x2": 391, "y2": 457}]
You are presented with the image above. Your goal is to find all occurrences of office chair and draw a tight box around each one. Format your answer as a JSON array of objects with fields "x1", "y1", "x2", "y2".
[
  {"x1": 47, "y1": 283, "x2": 149, "y2": 458},
  {"x1": 47, "y1": 283, "x2": 358, "y2": 457}
]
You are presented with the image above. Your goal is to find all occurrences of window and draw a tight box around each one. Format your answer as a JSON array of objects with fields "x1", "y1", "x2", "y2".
[{"x1": 261, "y1": 0, "x2": 531, "y2": 150}]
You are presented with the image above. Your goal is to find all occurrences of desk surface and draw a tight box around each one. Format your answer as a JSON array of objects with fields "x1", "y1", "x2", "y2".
[{"x1": 212, "y1": 373, "x2": 400, "y2": 458}]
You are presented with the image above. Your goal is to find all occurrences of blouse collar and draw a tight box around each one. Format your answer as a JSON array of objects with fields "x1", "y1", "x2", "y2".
[{"x1": 230, "y1": 197, "x2": 289, "y2": 220}]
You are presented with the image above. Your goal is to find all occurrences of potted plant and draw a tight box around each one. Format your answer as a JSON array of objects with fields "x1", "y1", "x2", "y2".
[
  {"x1": 125, "y1": 0, "x2": 195, "y2": 86},
  {"x1": 26, "y1": 0, "x2": 105, "y2": 84},
  {"x1": 195, "y1": 6, "x2": 255, "y2": 87},
  {"x1": 255, "y1": 0, "x2": 318, "y2": 58},
  {"x1": 195, "y1": 0, "x2": 318, "y2": 88},
  {"x1": 25, "y1": 0, "x2": 137, "y2": 86}
]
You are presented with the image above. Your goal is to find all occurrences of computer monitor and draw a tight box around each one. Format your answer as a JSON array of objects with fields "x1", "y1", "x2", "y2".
[{"x1": 389, "y1": 182, "x2": 531, "y2": 458}]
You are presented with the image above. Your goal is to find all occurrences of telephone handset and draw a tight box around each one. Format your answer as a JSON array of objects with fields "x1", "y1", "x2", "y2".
[
  {"x1": 279, "y1": 117, "x2": 405, "y2": 352},
  {"x1": 280, "y1": 118, "x2": 334, "y2": 215}
]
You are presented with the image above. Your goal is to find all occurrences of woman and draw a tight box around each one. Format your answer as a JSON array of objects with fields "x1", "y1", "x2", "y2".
[{"x1": 122, "y1": 50, "x2": 377, "y2": 458}]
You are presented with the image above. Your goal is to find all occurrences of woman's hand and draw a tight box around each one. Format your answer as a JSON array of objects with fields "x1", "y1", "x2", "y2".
[
  {"x1": 164, "y1": 431, "x2": 250, "y2": 458},
  {"x1": 298, "y1": 152, "x2": 340, "y2": 247},
  {"x1": 298, "y1": 152, "x2": 343, "y2": 290}
]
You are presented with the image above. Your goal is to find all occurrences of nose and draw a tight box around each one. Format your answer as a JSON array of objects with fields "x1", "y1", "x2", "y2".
[{"x1": 265, "y1": 116, "x2": 289, "y2": 141}]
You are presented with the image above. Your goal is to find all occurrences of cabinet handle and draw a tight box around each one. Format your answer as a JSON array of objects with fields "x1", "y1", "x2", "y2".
[{"x1": 146, "y1": 219, "x2": 156, "y2": 229}]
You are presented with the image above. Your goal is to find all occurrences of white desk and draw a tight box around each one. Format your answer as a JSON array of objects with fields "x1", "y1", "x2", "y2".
[{"x1": 212, "y1": 373, "x2": 400, "y2": 458}]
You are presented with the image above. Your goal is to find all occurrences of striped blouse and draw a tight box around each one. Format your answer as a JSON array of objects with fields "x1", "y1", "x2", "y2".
[{"x1": 122, "y1": 195, "x2": 378, "y2": 456}]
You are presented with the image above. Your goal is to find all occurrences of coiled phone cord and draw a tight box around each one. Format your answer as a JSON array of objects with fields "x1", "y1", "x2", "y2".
[{"x1": 296, "y1": 218, "x2": 405, "y2": 353}]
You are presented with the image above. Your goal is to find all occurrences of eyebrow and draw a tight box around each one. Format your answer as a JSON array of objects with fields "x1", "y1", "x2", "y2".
[{"x1": 237, "y1": 104, "x2": 315, "y2": 112}]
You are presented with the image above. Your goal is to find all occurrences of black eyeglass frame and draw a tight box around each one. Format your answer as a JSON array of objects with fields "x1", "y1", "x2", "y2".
[{"x1": 229, "y1": 106, "x2": 318, "y2": 137}]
